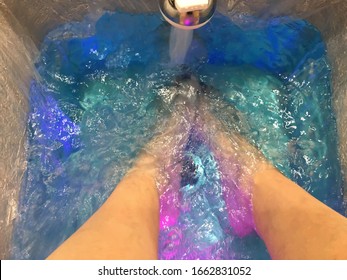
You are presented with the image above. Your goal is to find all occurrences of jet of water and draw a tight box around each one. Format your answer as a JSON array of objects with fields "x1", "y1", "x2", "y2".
[{"x1": 169, "y1": 26, "x2": 193, "y2": 66}]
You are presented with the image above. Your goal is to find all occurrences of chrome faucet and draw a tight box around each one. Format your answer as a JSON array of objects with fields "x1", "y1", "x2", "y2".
[{"x1": 159, "y1": 0, "x2": 217, "y2": 30}]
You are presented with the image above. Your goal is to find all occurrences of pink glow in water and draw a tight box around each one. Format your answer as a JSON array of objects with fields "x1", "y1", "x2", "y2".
[
  {"x1": 160, "y1": 189, "x2": 180, "y2": 229},
  {"x1": 193, "y1": 121, "x2": 255, "y2": 237},
  {"x1": 218, "y1": 157, "x2": 255, "y2": 237},
  {"x1": 159, "y1": 166, "x2": 182, "y2": 230}
]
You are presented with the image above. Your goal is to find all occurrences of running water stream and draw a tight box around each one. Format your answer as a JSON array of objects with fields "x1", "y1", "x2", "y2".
[{"x1": 169, "y1": 27, "x2": 194, "y2": 66}]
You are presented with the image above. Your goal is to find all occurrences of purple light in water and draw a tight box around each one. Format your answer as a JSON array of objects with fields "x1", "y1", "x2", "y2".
[
  {"x1": 30, "y1": 81, "x2": 81, "y2": 163},
  {"x1": 160, "y1": 193, "x2": 178, "y2": 228},
  {"x1": 159, "y1": 162, "x2": 183, "y2": 230}
]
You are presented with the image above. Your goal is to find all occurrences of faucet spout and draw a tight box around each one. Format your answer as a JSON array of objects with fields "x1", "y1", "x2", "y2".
[{"x1": 159, "y1": 0, "x2": 217, "y2": 30}]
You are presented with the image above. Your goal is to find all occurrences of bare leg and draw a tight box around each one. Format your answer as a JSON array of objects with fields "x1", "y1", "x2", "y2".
[
  {"x1": 253, "y1": 167, "x2": 347, "y2": 259},
  {"x1": 197, "y1": 96, "x2": 347, "y2": 259},
  {"x1": 47, "y1": 97, "x2": 195, "y2": 260},
  {"x1": 195, "y1": 95, "x2": 268, "y2": 236}
]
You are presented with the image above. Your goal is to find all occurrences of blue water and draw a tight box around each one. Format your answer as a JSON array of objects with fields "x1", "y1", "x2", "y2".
[{"x1": 12, "y1": 12, "x2": 344, "y2": 259}]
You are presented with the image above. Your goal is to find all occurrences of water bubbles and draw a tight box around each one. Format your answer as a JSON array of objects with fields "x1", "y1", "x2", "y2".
[{"x1": 13, "y1": 11, "x2": 344, "y2": 260}]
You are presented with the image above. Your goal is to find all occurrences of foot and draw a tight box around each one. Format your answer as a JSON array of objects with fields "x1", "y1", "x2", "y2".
[
  {"x1": 195, "y1": 94, "x2": 269, "y2": 236},
  {"x1": 133, "y1": 90, "x2": 196, "y2": 229}
]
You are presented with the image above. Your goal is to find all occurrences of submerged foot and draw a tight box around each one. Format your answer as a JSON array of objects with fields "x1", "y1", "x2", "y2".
[
  {"x1": 195, "y1": 94, "x2": 268, "y2": 236},
  {"x1": 134, "y1": 79, "x2": 199, "y2": 229}
]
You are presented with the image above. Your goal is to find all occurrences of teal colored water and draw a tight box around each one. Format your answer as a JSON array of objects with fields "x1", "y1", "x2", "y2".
[{"x1": 12, "y1": 12, "x2": 344, "y2": 260}]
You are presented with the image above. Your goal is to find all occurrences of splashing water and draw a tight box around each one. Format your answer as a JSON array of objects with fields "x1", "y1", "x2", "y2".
[{"x1": 12, "y1": 12, "x2": 344, "y2": 260}]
